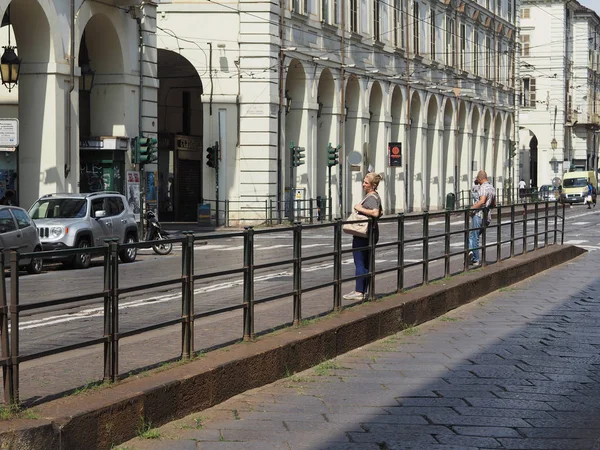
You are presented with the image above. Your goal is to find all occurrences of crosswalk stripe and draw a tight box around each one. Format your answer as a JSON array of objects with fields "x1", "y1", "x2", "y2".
[{"x1": 256, "y1": 245, "x2": 292, "y2": 251}]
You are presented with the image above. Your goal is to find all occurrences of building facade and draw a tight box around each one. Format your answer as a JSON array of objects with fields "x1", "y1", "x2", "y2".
[
  {"x1": 157, "y1": 0, "x2": 518, "y2": 223},
  {"x1": 519, "y1": 0, "x2": 600, "y2": 189},
  {"x1": 0, "y1": 0, "x2": 158, "y2": 210}
]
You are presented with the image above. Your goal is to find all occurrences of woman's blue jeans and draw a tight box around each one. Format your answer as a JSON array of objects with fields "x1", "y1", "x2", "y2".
[
  {"x1": 469, "y1": 214, "x2": 482, "y2": 262},
  {"x1": 352, "y1": 236, "x2": 370, "y2": 293}
]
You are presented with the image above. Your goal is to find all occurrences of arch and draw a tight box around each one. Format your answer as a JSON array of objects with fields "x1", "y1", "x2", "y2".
[
  {"x1": 367, "y1": 81, "x2": 383, "y2": 174},
  {"x1": 482, "y1": 109, "x2": 492, "y2": 174},
  {"x1": 408, "y1": 90, "x2": 422, "y2": 211},
  {"x1": 155, "y1": 49, "x2": 203, "y2": 221},
  {"x1": 493, "y1": 112, "x2": 503, "y2": 186},
  {"x1": 442, "y1": 98, "x2": 454, "y2": 202},
  {"x1": 78, "y1": 13, "x2": 125, "y2": 74},
  {"x1": 471, "y1": 107, "x2": 481, "y2": 182},
  {"x1": 7, "y1": 0, "x2": 58, "y2": 64},
  {"x1": 425, "y1": 95, "x2": 439, "y2": 209},
  {"x1": 457, "y1": 100, "x2": 469, "y2": 193},
  {"x1": 316, "y1": 68, "x2": 335, "y2": 200}
]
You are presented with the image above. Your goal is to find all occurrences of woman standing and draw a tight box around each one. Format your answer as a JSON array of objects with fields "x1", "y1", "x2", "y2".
[{"x1": 343, "y1": 172, "x2": 383, "y2": 301}]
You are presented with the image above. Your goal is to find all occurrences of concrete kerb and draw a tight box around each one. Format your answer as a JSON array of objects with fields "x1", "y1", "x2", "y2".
[{"x1": 0, "y1": 244, "x2": 585, "y2": 450}]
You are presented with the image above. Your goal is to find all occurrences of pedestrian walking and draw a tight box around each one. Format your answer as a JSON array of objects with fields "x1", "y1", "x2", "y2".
[
  {"x1": 468, "y1": 177, "x2": 480, "y2": 264},
  {"x1": 469, "y1": 170, "x2": 496, "y2": 267},
  {"x1": 584, "y1": 180, "x2": 596, "y2": 209},
  {"x1": 518, "y1": 178, "x2": 526, "y2": 200},
  {"x1": 343, "y1": 172, "x2": 383, "y2": 301}
]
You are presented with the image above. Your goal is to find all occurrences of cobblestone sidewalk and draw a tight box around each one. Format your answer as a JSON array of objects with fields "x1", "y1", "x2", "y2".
[{"x1": 120, "y1": 249, "x2": 600, "y2": 450}]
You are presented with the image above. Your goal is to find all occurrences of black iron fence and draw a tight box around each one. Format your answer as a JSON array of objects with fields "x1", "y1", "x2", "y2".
[
  {"x1": 201, "y1": 197, "x2": 333, "y2": 226},
  {"x1": 0, "y1": 202, "x2": 566, "y2": 405}
]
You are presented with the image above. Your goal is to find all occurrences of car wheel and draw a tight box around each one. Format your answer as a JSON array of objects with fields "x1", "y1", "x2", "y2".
[
  {"x1": 73, "y1": 239, "x2": 91, "y2": 269},
  {"x1": 26, "y1": 246, "x2": 43, "y2": 275},
  {"x1": 119, "y1": 233, "x2": 137, "y2": 263}
]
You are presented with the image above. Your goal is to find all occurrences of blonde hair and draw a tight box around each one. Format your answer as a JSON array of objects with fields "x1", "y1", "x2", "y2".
[{"x1": 365, "y1": 172, "x2": 383, "y2": 190}]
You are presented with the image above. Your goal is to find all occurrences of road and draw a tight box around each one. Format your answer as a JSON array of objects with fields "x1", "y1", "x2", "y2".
[{"x1": 6, "y1": 203, "x2": 597, "y2": 403}]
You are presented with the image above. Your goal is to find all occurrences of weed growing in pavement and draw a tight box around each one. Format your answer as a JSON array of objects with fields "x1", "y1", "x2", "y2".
[
  {"x1": 0, "y1": 404, "x2": 40, "y2": 421},
  {"x1": 314, "y1": 360, "x2": 349, "y2": 376},
  {"x1": 402, "y1": 326, "x2": 419, "y2": 336},
  {"x1": 232, "y1": 409, "x2": 240, "y2": 420},
  {"x1": 72, "y1": 380, "x2": 113, "y2": 397},
  {"x1": 499, "y1": 287, "x2": 520, "y2": 292},
  {"x1": 440, "y1": 316, "x2": 460, "y2": 322},
  {"x1": 137, "y1": 418, "x2": 161, "y2": 439}
]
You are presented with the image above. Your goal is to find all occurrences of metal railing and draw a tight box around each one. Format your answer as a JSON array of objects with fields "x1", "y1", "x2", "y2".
[
  {"x1": 202, "y1": 197, "x2": 333, "y2": 226},
  {"x1": 0, "y1": 202, "x2": 566, "y2": 405}
]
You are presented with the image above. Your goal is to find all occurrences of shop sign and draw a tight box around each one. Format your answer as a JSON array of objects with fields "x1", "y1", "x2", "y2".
[
  {"x1": 175, "y1": 135, "x2": 202, "y2": 151},
  {"x1": 388, "y1": 142, "x2": 402, "y2": 167},
  {"x1": 0, "y1": 119, "x2": 18, "y2": 149},
  {"x1": 80, "y1": 136, "x2": 129, "y2": 150}
]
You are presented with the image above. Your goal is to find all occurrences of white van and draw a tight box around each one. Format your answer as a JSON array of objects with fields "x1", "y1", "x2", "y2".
[{"x1": 560, "y1": 171, "x2": 597, "y2": 204}]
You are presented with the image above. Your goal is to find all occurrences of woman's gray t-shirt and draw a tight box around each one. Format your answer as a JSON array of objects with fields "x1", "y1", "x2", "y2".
[{"x1": 361, "y1": 193, "x2": 382, "y2": 241}]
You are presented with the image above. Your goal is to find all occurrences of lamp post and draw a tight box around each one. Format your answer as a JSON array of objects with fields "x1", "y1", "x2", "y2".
[
  {"x1": 0, "y1": 7, "x2": 20, "y2": 92},
  {"x1": 80, "y1": 63, "x2": 95, "y2": 93},
  {"x1": 550, "y1": 138, "x2": 558, "y2": 175}
]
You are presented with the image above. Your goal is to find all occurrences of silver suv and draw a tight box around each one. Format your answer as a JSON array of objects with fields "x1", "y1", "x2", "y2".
[{"x1": 29, "y1": 192, "x2": 139, "y2": 269}]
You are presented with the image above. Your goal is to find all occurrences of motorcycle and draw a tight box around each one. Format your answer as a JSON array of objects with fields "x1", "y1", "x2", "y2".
[{"x1": 145, "y1": 210, "x2": 173, "y2": 255}]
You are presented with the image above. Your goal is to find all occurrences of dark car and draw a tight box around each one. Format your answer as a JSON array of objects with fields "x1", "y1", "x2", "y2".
[
  {"x1": 538, "y1": 185, "x2": 558, "y2": 202},
  {"x1": 0, "y1": 206, "x2": 43, "y2": 274}
]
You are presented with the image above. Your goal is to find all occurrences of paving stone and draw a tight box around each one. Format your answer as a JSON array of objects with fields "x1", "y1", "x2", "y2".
[
  {"x1": 464, "y1": 397, "x2": 553, "y2": 410},
  {"x1": 426, "y1": 412, "x2": 530, "y2": 428},
  {"x1": 197, "y1": 442, "x2": 293, "y2": 449},
  {"x1": 118, "y1": 440, "x2": 198, "y2": 450},
  {"x1": 434, "y1": 434, "x2": 503, "y2": 447},
  {"x1": 452, "y1": 425, "x2": 521, "y2": 437},
  {"x1": 325, "y1": 413, "x2": 428, "y2": 425},
  {"x1": 497, "y1": 437, "x2": 596, "y2": 449}
]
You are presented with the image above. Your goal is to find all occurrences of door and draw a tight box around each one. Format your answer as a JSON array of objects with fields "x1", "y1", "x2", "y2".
[
  {"x1": 10, "y1": 208, "x2": 37, "y2": 252},
  {"x1": 106, "y1": 197, "x2": 127, "y2": 242},
  {"x1": 0, "y1": 209, "x2": 23, "y2": 250},
  {"x1": 90, "y1": 198, "x2": 114, "y2": 246}
]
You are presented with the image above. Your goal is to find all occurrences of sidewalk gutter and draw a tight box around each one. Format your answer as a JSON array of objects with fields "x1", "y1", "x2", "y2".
[{"x1": 0, "y1": 244, "x2": 585, "y2": 450}]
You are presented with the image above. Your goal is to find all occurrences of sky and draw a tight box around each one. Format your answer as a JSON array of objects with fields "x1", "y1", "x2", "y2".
[{"x1": 578, "y1": 0, "x2": 600, "y2": 14}]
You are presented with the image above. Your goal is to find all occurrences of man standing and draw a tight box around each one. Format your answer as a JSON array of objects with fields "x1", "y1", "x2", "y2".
[
  {"x1": 518, "y1": 178, "x2": 526, "y2": 199},
  {"x1": 469, "y1": 170, "x2": 496, "y2": 267}
]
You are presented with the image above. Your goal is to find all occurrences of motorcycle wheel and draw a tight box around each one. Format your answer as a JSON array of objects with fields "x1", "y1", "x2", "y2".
[{"x1": 151, "y1": 233, "x2": 173, "y2": 255}]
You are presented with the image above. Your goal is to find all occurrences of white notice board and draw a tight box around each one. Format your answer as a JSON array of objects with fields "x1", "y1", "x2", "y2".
[{"x1": 0, "y1": 119, "x2": 18, "y2": 148}]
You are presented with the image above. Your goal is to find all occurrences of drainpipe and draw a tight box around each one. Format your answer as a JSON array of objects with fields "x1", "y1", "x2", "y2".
[
  {"x1": 277, "y1": 0, "x2": 284, "y2": 222},
  {"x1": 138, "y1": 16, "x2": 143, "y2": 138},
  {"x1": 66, "y1": 0, "x2": 75, "y2": 180},
  {"x1": 137, "y1": 9, "x2": 144, "y2": 235}
]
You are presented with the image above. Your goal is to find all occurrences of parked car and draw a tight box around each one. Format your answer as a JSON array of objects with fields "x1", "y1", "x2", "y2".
[
  {"x1": 0, "y1": 206, "x2": 43, "y2": 274},
  {"x1": 29, "y1": 192, "x2": 139, "y2": 269},
  {"x1": 538, "y1": 185, "x2": 558, "y2": 202}
]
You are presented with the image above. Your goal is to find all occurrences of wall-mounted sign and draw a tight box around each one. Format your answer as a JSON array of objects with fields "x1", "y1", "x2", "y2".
[
  {"x1": 388, "y1": 142, "x2": 402, "y2": 167},
  {"x1": 80, "y1": 136, "x2": 129, "y2": 150},
  {"x1": 0, "y1": 119, "x2": 18, "y2": 148},
  {"x1": 175, "y1": 135, "x2": 203, "y2": 151}
]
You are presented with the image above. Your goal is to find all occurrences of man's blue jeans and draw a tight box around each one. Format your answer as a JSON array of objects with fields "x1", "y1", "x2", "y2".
[
  {"x1": 352, "y1": 237, "x2": 370, "y2": 293},
  {"x1": 469, "y1": 214, "x2": 482, "y2": 263}
]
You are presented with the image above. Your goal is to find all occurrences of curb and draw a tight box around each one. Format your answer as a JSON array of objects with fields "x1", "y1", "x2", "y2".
[{"x1": 0, "y1": 244, "x2": 585, "y2": 450}]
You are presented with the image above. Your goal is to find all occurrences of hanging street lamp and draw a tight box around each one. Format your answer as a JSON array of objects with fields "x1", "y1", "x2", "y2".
[{"x1": 1, "y1": 7, "x2": 20, "y2": 92}]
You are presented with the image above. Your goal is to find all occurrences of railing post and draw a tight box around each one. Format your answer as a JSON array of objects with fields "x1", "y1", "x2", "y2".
[
  {"x1": 523, "y1": 203, "x2": 528, "y2": 254},
  {"x1": 463, "y1": 208, "x2": 469, "y2": 271},
  {"x1": 534, "y1": 203, "x2": 539, "y2": 250},
  {"x1": 544, "y1": 201, "x2": 549, "y2": 248},
  {"x1": 293, "y1": 222, "x2": 302, "y2": 326},
  {"x1": 181, "y1": 233, "x2": 194, "y2": 360},
  {"x1": 103, "y1": 243, "x2": 112, "y2": 383},
  {"x1": 481, "y1": 208, "x2": 487, "y2": 267},
  {"x1": 422, "y1": 211, "x2": 429, "y2": 284},
  {"x1": 367, "y1": 217, "x2": 376, "y2": 300},
  {"x1": 243, "y1": 227, "x2": 255, "y2": 341},
  {"x1": 444, "y1": 210, "x2": 450, "y2": 277},
  {"x1": 397, "y1": 213, "x2": 404, "y2": 292},
  {"x1": 510, "y1": 204, "x2": 515, "y2": 258},
  {"x1": 0, "y1": 250, "x2": 11, "y2": 405},
  {"x1": 328, "y1": 196, "x2": 333, "y2": 223},
  {"x1": 333, "y1": 219, "x2": 342, "y2": 311},
  {"x1": 309, "y1": 199, "x2": 314, "y2": 224},
  {"x1": 9, "y1": 250, "x2": 19, "y2": 404},
  {"x1": 561, "y1": 202, "x2": 566, "y2": 245},
  {"x1": 109, "y1": 240, "x2": 119, "y2": 382},
  {"x1": 496, "y1": 205, "x2": 501, "y2": 263},
  {"x1": 554, "y1": 201, "x2": 558, "y2": 245}
]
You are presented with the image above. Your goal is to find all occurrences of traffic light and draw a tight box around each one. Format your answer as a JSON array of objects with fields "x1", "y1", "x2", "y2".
[
  {"x1": 138, "y1": 137, "x2": 150, "y2": 164},
  {"x1": 206, "y1": 146, "x2": 216, "y2": 168},
  {"x1": 147, "y1": 137, "x2": 158, "y2": 163},
  {"x1": 508, "y1": 139, "x2": 517, "y2": 158},
  {"x1": 131, "y1": 137, "x2": 138, "y2": 164},
  {"x1": 327, "y1": 143, "x2": 339, "y2": 167},
  {"x1": 292, "y1": 146, "x2": 305, "y2": 167}
]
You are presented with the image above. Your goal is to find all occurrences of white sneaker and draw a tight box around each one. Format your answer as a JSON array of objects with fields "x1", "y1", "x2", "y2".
[
  {"x1": 343, "y1": 291, "x2": 365, "y2": 301},
  {"x1": 468, "y1": 251, "x2": 475, "y2": 264}
]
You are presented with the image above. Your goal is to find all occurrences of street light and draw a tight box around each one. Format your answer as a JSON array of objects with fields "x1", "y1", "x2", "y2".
[
  {"x1": 551, "y1": 138, "x2": 557, "y2": 150},
  {"x1": 550, "y1": 138, "x2": 558, "y2": 174},
  {"x1": 0, "y1": 7, "x2": 20, "y2": 92},
  {"x1": 80, "y1": 62, "x2": 95, "y2": 93}
]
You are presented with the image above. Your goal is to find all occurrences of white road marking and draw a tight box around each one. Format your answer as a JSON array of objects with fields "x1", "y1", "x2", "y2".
[
  {"x1": 303, "y1": 244, "x2": 327, "y2": 248},
  {"x1": 570, "y1": 222, "x2": 590, "y2": 226},
  {"x1": 218, "y1": 245, "x2": 246, "y2": 251},
  {"x1": 564, "y1": 239, "x2": 588, "y2": 245},
  {"x1": 199, "y1": 244, "x2": 230, "y2": 250},
  {"x1": 256, "y1": 245, "x2": 292, "y2": 251}
]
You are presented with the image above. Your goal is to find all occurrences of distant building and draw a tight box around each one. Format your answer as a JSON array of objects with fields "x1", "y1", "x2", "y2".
[
  {"x1": 519, "y1": 0, "x2": 600, "y2": 188},
  {"x1": 0, "y1": 1, "x2": 157, "y2": 210},
  {"x1": 157, "y1": 0, "x2": 518, "y2": 222}
]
